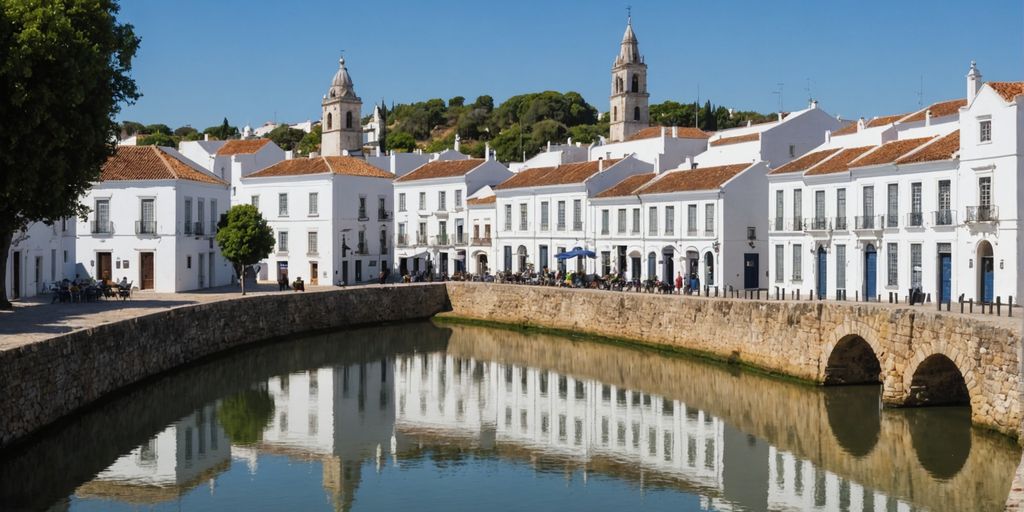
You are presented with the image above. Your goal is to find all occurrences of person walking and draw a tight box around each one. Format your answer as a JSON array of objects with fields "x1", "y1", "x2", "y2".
[{"x1": 675, "y1": 272, "x2": 683, "y2": 294}]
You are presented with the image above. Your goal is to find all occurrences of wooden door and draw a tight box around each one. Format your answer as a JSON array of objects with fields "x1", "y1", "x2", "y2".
[
  {"x1": 140, "y1": 252, "x2": 154, "y2": 289},
  {"x1": 309, "y1": 262, "x2": 318, "y2": 285},
  {"x1": 97, "y1": 252, "x2": 112, "y2": 283}
]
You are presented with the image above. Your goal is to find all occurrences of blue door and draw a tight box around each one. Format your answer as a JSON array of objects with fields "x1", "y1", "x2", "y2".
[
  {"x1": 864, "y1": 245, "x2": 877, "y2": 299},
  {"x1": 816, "y1": 247, "x2": 827, "y2": 299},
  {"x1": 982, "y1": 257, "x2": 994, "y2": 303},
  {"x1": 939, "y1": 253, "x2": 952, "y2": 303},
  {"x1": 647, "y1": 253, "x2": 656, "y2": 280},
  {"x1": 743, "y1": 253, "x2": 759, "y2": 289}
]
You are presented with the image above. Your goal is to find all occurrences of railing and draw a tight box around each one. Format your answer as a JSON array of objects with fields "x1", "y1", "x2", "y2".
[
  {"x1": 906, "y1": 212, "x2": 924, "y2": 227},
  {"x1": 572, "y1": 222, "x2": 583, "y2": 231},
  {"x1": 355, "y1": 242, "x2": 368, "y2": 255},
  {"x1": 416, "y1": 234, "x2": 428, "y2": 245},
  {"x1": 454, "y1": 233, "x2": 467, "y2": 245},
  {"x1": 885, "y1": 214, "x2": 899, "y2": 228},
  {"x1": 379, "y1": 245, "x2": 388, "y2": 254},
  {"x1": 210, "y1": 221, "x2": 218, "y2": 235},
  {"x1": 91, "y1": 220, "x2": 113, "y2": 234},
  {"x1": 933, "y1": 209, "x2": 956, "y2": 226},
  {"x1": 184, "y1": 221, "x2": 193, "y2": 235},
  {"x1": 397, "y1": 234, "x2": 409, "y2": 247},
  {"x1": 358, "y1": 209, "x2": 369, "y2": 221},
  {"x1": 834, "y1": 216, "x2": 848, "y2": 230},
  {"x1": 378, "y1": 209, "x2": 391, "y2": 221},
  {"x1": 854, "y1": 215, "x2": 884, "y2": 230},
  {"x1": 135, "y1": 220, "x2": 157, "y2": 235},
  {"x1": 966, "y1": 205, "x2": 998, "y2": 223},
  {"x1": 432, "y1": 234, "x2": 449, "y2": 246},
  {"x1": 772, "y1": 218, "x2": 784, "y2": 231},
  {"x1": 703, "y1": 229, "x2": 715, "y2": 237},
  {"x1": 193, "y1": 222, "x2": 205, "y2": 236},
  {"x1": 471, "y1": 237, "x2": 492, "y2": 245},
  {"x1": 805, "y1": 217, "x2": 829, "y2": 231},
  {"x1": 791, "y1": 217, "x2": 803, "y2": 231}
]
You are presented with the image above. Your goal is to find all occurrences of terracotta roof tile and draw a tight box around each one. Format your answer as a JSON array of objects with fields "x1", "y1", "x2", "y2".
[
  {"x1": 865, "y1": 113, "x2": 910, "y2": 128},
  {"x1": 896, "y1": 130, "x2": 959, "y2": 165},
  {"x1": 709, "y1": 133, "x2": 759, "y2": 147},
  {"x1": 769, "y1": 148, "x2": 842, "y2": 175},
  {"x1": 901, "y1": 99, "x2": 966, "y2": 123},
  {"x1": 394, "y1": 159, "x2": 483, "y2": 182},
  {"x1": 637, "y1": 164, "x2": 749, "y2": 194},
  {"x1": 850, "y1": 137, "x2": 935, "y2": 168},
  {"x1": 804, "y1": 146, "x2": 875, "y2": 176},
  {"x1": 216, "y1": 138, "x2": 272, "y2": 155},
  {"x1": 495, "y1": 159, "x2": 622, "y2": 190},
  {"x1": 831, "y1": 121, "x2": 859, "y2": 136},
  {"x1": 247, "y1": 156, "x2": 393, "y2": 179},
  {"x1": 467, "y1": 195, "x2": 497, "y2": 206},
  {"x1": 101, "y1": 146, "x2": 227, "y2": 185},
  {"x1": 988, "y1": 82, "x2": 1024, "y2": 102},
  {"x1": 594, "y1": 173, "x2": 657, "y2": 198},
  {"x1": 626, "y1": 126, "x2": 711, "y2": 141}
]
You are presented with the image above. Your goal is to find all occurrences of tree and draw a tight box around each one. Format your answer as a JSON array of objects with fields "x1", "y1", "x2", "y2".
[
  {"x1": 472, "y1": 95, "x2": 494, "y2": 112},
  {"x1": 143, "y1": 123, "x2": 171, "y2": 136},
  {"x1": 173, "y1": 125, "x2": 198, "y2": 138},
  {"x1": 448, "y1": 96, "x2": 465, "y2": 108},
  {"x1": 203, "y1": 117, "x2": 238, "y2": 140},
  {"x1": 297, "y1": 124, "x2": 321, "y2": 155},
  {"x1": 218, "y1": 388, "x2": 274, "y2": 445},
  {"x1": 387, "y1": 131, "x2": 417, "y2": 152},
  {"x1": 266, "y1": 125, "x2": 306, "y2": 151},
  {"x1": 0, "y1": 0, "x2": 140, "y2": 309},
  {"x1": 120, "y1": 120, "x2": 144, "y2": 136},
  {"x1": 699, "y1": 100, "x2": 716, "y2": 131},
  {"x1": 137, "y1": 132, "x2": 175, "y2": 147},
  {"x1": 215, "y1": 205, "x2": 275, "y2": 295}
]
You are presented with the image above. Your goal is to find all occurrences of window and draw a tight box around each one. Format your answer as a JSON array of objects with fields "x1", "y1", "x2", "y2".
[
  {"x1": 836, "y1": 244, "x2": 846, "y2": 289},
  {"x1": 398, "y1": 193, "x2": 406, "y2": 212},
  {"x1": 308, "y1": 231, "x2": 318, "y2": 255},
  {"x1": 251, "y1": 195, "x2": 259, "y2": 209},
  {"x1": 910, "y1": 243, "x2": 922, "y2": 289},
  {"x1": 814, "y1": 191, "x2": 825, "y2": 226},
  {"x1": 138, "y1": 198, "x2": 155, "y2": 234},
  {"x1": 572, "y1": 200, "x2": 582, "y2": 230},
  {"x1": 438, "y1": 191, "x2": 447, "y2": 211},
  {"x1": 418, "y1": 192, "x2": 426, "y2": 210},
  {"x1": 631, "y1": 74, "x2": 639, "y2": 93},
  {"x1": 519, "y1": 203, "x2": 528, "y2": 231},
  {"x1": 665, "y1": 206, "x2": 675, "y2": 235},
  {"x1": 979, "y1": 176, "x2": 992, "y2": 207},
  {"x1": 648, "y1": 206, "x2": 658, "y2": 235},
  {"x1": 455, "y1": 190, "x2": 462, "y2": 208},
  {"x1": 633, "y1": 106, "x2": 640, "y2": 121},
  {"x1": 775, "y1": 245, "x2": 784, "y2": 283},
  {"x1": 979, "y1": 119, "x2": 992, "y2": 142},
  {"x1": 613, "y1": 106, "x2": 617, "y2": 121},
  {"x1": 557, "y1": 201, "x2": 566, "y2": 230},
  {"x1": 378, "y1": 197, "x2": 386, "y2": 219},
  {"x1": 910, "y1": 182, "x2": 922, "y2": 226},
  {"x1": 601, "y1": 251, "x2": 611, "y2": 274},
  {"x1": 937, "y1": 180, "x2": 951, "y2": 225},
  {"x1": 181, "y1": 198, "x2": 191, "y2": 234},
  {"x1": 886, "y1": 184, "x2": 898, "y2": 227},
  {"x1": 197, "y1": 199, "x2": 205, "y2": 234},
  {"x1": 774, "y1": 190, "x2": 784, "y2": 230},
  {"x1": 887, "y1": 243, "x2": 898, "y2": 286},
  {"x1": 836, "y1": 188, "x2": 846, "y2": 229},
  {"x1": 705, "y1": 204, "x2": 715, "y2": 234},
  {"x1": 210, "y1": 199, "x2": 217, "y2": 233},
  {"x1": 326, "y1": 112, "x2": 332, "y2": 130},
  {"x1": 503, "y1": 246, "x2": 513, "y2": 270},
  {"x1": 617, "y1": 209, "x2": 626, "y2": 234},
  {"x1": 792, "y1": 189, "x2": 802, "y2": 229},
  {"x1": 345, "y1": 111, "x2": 353, "y2": 129},
  {"x1": 308, "y1": 192, "x2": 319, "y2": 216},
  {"x1": 631, "y1": 208, "x2": 640, "y2": 233},
  {"x1": 685, "y1": 204, "x2": 696, "y2": 234},
  {"x1": 358, "y1": 196, "x2": 367, "y2": 219},
  {"x1": 789, "y1": 144, "x2": 796, "y2": 158},
  {"x1": 792, "y1": 245, "x2": 802, "y2": 281},
  {"x1": 540, "y1": 201, "x2": 549, "y2": 230},
  {"x1": 504, "y1": 204, "x2": 512, "y2": 231},
  {"x1": 278, "y1": 193, "x2": 288, "y2": 217},
  {"x1": 278, "y1": 231, "x2": 289, "y2": 253},
  {"x1": 862, "y1": 186, "x2": 874, "y2": 227},
  {"x1": 601, "y1": 209, "x2": 609, "y2": 234}
]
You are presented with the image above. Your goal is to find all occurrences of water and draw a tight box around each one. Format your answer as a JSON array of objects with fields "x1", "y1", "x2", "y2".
[{"x1": 0, "y1": 321, "x2": 1018, "y2": 511}]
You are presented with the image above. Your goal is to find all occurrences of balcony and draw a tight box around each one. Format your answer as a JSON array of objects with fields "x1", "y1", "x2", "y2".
[
  {"x1": 906, "y1": 212, "x2": 924, "y2": 228},
  {"x1": 183, "y1": 221, "x2": 192, "y2": 235},
  {"x1": 397, "y1": 234, "x2": 410, "y2": 247},
  {"x1": 358, "y1": 209, "x2": 369, "y2": 221},
  {"x1": 804, "y1": 217, "x2": 830, "y2": 232},
  {"x1": 966, "y1": 205, "x2": 998, "y2": 223},
  {"x1": 378, "y1": 209, "x2": 391, "y2": 221},
  {"x1": 193, "y1": 222, "x2": 205, "y2": 236},
  {"x1": 471, "y1": 237, "x2": 492, "y2": 246},
  {"x1": 91, "y1": 220, "x2": 113, "y2": 234},
  {"x1": 416, "y1": 234, "x2": 428, "y2": 245},
  {"x1": 791, "y1": 217, "x2": 804, "y2": 231},
  {"x1": 772, "y1": 218, "x2": 784, "y2": 232},
  {"x1": 834, "y1": 216, "x2": 848, "y2": 230},
  {"x1": 885, "y1": 214, "x2": 899, "y2": 229},
  {"x1": 854, "y1": 215, "x2": 885, "y2": 231},
  {"x1": 453, "y1": 233, "x2": 467, "y2": 246},
  {"x1": 355, "y1": 242, "x2": 368, "y2": 255},
  {"x1": 135, "y1": 220, "x2": 157, "y2": 235},
  {"x1": 432, "y1": 234, "x2": 450, "y2": 246},
  {"x1": 932, "y1": 209, "x2": 956, "y2": 227}
]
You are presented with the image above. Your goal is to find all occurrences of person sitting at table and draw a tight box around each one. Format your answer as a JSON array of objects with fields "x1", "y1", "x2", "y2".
[{"x1": 118, "y1": 276, "x2": 128, "y2": 288}]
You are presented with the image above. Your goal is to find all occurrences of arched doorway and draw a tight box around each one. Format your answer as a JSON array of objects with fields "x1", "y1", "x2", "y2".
[
  {"x1": 703, "y1": 252, "x2": 715, "y2": 286},
  {"x1": 977, "y1": 240, "x2": 994, "y2": 303},
  {"x1": 863, "y1": 244, "x2": 877, "y2": 300},
  {"x1": 662, "y1": 247, "x2": 675, "y2": 282},
  {"x1": 824, "y1": 335, "x2": 881, "y2": 385},
  {"x1": 647, "y1": 252, "x2": 656, "y2": 281},
  {"x1": 816, "y1": 245, "x2": 827, "y2": 299},
  {"x1": 476, "y1": 253, "x2": 488, "y2": 275},
  {"x1": 516, "y1": 245, "x2": 527, "y2": 272},
  {"x1": 629, "y1": 250, "x2": 642, "y2": 281},
  {"x1": 905, "y1": 354, "x2": 969, "y2": 407}
]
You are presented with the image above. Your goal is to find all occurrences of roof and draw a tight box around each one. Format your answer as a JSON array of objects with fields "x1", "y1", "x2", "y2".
[
  {"x1": 101, "y1": 146, "x2": 227, "y2": 185},
  {"x1": 625, "y1": 126, "x2": 711, "y2": 141},
  {"x1": 216, "y1": 138, "x2": 272, "y2": 155},
  {"x1": 901, "y1": 99, "x2": 967, "y2": 123},
  {"x1": 804, "y1": 146, "x2": 875, "y2": 176},
  {"x1": 865, "y1": 113, "x2": 910, "y2": 128},
  {"x1": 709, "y1": 133, "x2": 759, "y2": 147},
  {"x1": 831, "y1": 121, "x2": 859, "y2": 136},
  {"x1": 896, "y1": 130, "x2": 960, "y2": 165},
  {"x1": 769, "y1": 148, "x2": 843, "y2": 175},
  {"x1": 495, "y1": 159, "x2": 622, "y2": 190},
  {"x1": 637, "y1": 164, "x2": 750, "y2": 194},
  {"x1": 594, "y1": 173, "x2": 657, "y2": 198},
  {"x1": 394, "y1": 159, "x2": 483, "y2": 182},
  {"x1": 246, "y1": 156, "x2": 393, "y2": 179},
  {"x1": 851, "y1": 137, "x2": 935, "y2": 168},
  {"x1": 988, "y1": 82, "x2": 1024, "y2": 102},
  {"x1": 467, "y1": 195, "x2": 496, "y2": 206}
]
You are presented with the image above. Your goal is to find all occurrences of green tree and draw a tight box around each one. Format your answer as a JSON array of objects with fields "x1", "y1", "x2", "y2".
[
  {"x1": 215, "y1": 204, "x2": 275, "y2": 295},
  {"x1": 387, "y1": 131, "x2": 417, "y2": 152},
  {"x1": 137, "y1": 132, "x2": 175, "y2": 147},
  {"x1": 218, "y1": 388, "x2": 275, "y2": 445},
  {"x1": 472, "y1": 95, "x2": 494, "y2": 112},
  {"x1": 203, "y1": 117, "x2": 238, "y2": 140},
  {"x1": 699, "y1": 100, "x2": 716, "y2": 131},
  {"x1": 650, "y1": 101, "x2": 696, "y2": 127},
  {"x1": 143, "y1": 123, "x2": 171, "y2": 135},
  {"x1": 120, "y1": 120, "x2": 144, "y2": 136},
  {"x1": 489, "y1": 124, "x2": 525, "y2": 162},
  {"x1": 448, "y1": 96, "x2": 465, "y2": 108},
  {"x1": 174, "y1": 125, "x2": 198, "y2": 138},
  {"x1": 0, "y1": 0, "x2": 139, "y2": 309},
  {"x1": 297, "y1": 124, "x2": 321, "y2": 155},
  {"x1": 266, "y1": 125, "x2": 306, "y2": 151}
]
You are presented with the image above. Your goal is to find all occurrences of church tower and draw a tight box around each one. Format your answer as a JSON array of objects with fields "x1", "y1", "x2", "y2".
[
  {"x1": 321, "y1": 57, "x2": 363, "y2": 156},
  {"x1": 609, "y1": 16, "x2": 649, "y2": 142}
]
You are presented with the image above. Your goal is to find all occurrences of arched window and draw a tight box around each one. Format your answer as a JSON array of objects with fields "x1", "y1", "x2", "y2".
[
  {"x1": 612, "y1": 106, "x2": 617, "y2": 122},
  {"x1": 616, "y1": 77, "x2": 623, "y2": 93},
  {"x1": 345, "y1": 111, "x2": 353, "y2": 129},
  {"x1": 631, "y1": 74, "x2": 639, "y2": 93},
  {"x1": 326, "y1": 113, "x2": 332, "y2": 130},
  {"x1": 633, "y1": 106, "x2": 640, "y2": 121}
]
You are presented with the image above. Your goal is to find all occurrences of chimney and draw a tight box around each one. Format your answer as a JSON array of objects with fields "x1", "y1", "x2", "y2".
[
  {"x1": 925, "y1": 110, "x2": 932, "y2": 126},
  {"x1": 284, "y1": 150, "x2": 294, "y2": 160},
  {"x1": 547, "y1": 140, "x2": 551, "y2": 152},
  {"x1": 390, "y1": 152, "x2": 397, "y2": 174},
  {"x1": 605, "y1": 151, "x2": 611, "y2": 160},
  {"x1": 661, "y1": 126, "x2": 667, "y2": 138},
  {"x1": 653, "y1": 155, "x2": 661, "y2": 173},
  {"x1": 204, "y1": 133, "x2": 210, "y2": 141},
  {"x1": 857, "y1": 117, "x2": 866, "y2": 132},
  {"x1": 683, "y1": 156, "x2": 692, "y2": 170},
  {"x1": 672, "y1": 126, "x2": 678, "y2": 137},
  {"x1": 825, "y1": 130, "x2": 831, "y2": 143},
  {"x1": 810, "y1": 99, "x2": 818, "y2": 109},
  {"x1": 567, "y1": 137, "x2": 573, "y2": 146},
  {"x1": 454, "y1": 133, "x2": 461, "y2": 152},
  {"x1": 746, "y1": 120, "x2": 753, "y2": 127},
  {"x1": 967, "y1": 60, "x2": 982, "y2": 104},
  {"x1": 485, "y1": 142, "x2": 491, "y2": 161},
  {"x1": 598, "y1": 157, "x2": 604, "y2": 171},
  {"x1": 777, "y1": 112, "x2": 784, "y2": 122}
]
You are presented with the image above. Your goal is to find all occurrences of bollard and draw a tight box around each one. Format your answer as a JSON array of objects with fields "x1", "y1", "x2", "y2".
[
  {"x1": 797, "y1": 290, "x2": 801, "y2": 300},
  {"x1": 997, "y1": 297, "x2": 1002, "y2": 316},
  {"x1": 1010, "y1": 296, "x2": 1014, "y2": 317},
  {"x1": 855, "y1": 290, "x2": 859, "y2": 302},
  {"x1": 776, "y1": 287, "x2": 780, "y2": 300},
  {"x1": 926, "y1": 293, "x2": 931, "y2": 303},
  {"x1": 946, "y1": 300, "x2": 950, "y2": 312},
  {"x1": 969, "y1": 298, "x2": 974, "y2": 313},
  {"x1": 936, "y1": 297, "x2": 942, "y2": 311},
  {"x1": 959, "y1": 297, "x2": 964, "y2": 314}
]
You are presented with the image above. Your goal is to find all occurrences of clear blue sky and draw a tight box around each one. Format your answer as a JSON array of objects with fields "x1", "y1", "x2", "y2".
[{"x1": 118, "y1": 0, "x2": 1024, "y2": 129}]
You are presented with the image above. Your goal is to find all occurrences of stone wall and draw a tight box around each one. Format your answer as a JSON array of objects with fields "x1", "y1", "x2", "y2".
[
  {"x1": 0, "y1": 284, "x2": 449, "y2": 450},
  {"x1": 443, "y1": 282, "x2": 1022, "y2": 438}
]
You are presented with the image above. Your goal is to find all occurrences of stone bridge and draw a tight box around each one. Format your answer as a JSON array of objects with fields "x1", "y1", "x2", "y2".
[{"x1": 444, "y1": 282, "x2": 1023, "y2": 438}]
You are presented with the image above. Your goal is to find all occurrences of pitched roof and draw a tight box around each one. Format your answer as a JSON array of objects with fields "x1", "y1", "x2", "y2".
[
  {"x1": 594, "y1": 173, "x2": 657, "y2": 198},
  {"x1": 901, "y1": 99, "x2": 966, "y2": 123},
  {"x1": 850, "y1": 137, "x2": 935, "y2": 168},
  {"x1": 709, "y1": 133, "x2": 759, "y2": 147},
  {"x1": 988, "y1": 82, "x2": 1024, "y2": 102},
  {"x1": 246, "y1": 156, "x2": 393, "y2": 179},
  {"x1": 804, "y1": 146, "x2": 875, "y2": 176},
  {"x1": 896, "y1": 130, "x2": 960, "y2": 165},
  {"x1": 467, "y1": 195, "x2": 496, "y2": 206},
  {"x1": 625, "y1": 126, "x2": 711, "y2": 141},
  {"x1": 495, "y1": 159, "x2": 622, "y2": 190},
  {"x1": 637, "y1": 164, "x2": 750, "y2": 194},
  {"x1": 831, "y1": 121, "x2": 859, "y2": 136},
  {"x1": 101, "y1": 146, "x2": 227, "y2": 185},
  {"x1": 216, "y1": 138, "x2": 272, "y2": 155},
  {"x1": 769, "y1": 148, "x2": 843, "y2": 175},
  {"x1": 394, "y1": 159, "x2": 483, "y2": 182},
  {"x1": 865, "y1": 113, "x2": 910, "y2": 128}
]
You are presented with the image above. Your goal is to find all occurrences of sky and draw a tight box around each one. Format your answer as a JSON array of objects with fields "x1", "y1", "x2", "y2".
[{"x1": 117, "y1": 0, "x2": 1024, "y2": 130}]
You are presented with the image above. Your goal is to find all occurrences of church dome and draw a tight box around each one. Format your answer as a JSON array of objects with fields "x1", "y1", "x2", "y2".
[{"x1": 328, "y1": 57, "x2": 357, "y2": 99}]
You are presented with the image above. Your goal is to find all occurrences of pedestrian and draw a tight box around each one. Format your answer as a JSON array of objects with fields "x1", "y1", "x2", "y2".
[{"x1": 674, "y1": 272, "x2": 683, "y2": 295}]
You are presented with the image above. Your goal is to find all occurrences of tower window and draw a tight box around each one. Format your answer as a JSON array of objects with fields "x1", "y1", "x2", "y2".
[
  {"x1": 346, "y1": 111, "x2": 353, "y2": 129},
  {"x1": 613, "y1": 107, "x2": 617, "y2": 122},
  {"x1": 631, "y1": 75, "x2": 639, "y2": 93},
  {"x1": 326, "y1": 113, "x2": 332, "y2": 130},
  {"x1": 633, "y1": 106, "x2": 640, "y2": 121}
]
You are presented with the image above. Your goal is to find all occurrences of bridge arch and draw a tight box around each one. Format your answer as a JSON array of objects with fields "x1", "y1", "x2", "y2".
[
  {"x1": 904, "y1": 353, "x2": 971, "y2": 407},
  {"x1": 823, "y1": 333, "x2": 882, "y2": 385}
]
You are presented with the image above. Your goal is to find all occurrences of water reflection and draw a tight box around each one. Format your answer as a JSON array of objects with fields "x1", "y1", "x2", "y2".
[{"x1": 0, "y1": 322, "x2": 1017, "y2": 512}]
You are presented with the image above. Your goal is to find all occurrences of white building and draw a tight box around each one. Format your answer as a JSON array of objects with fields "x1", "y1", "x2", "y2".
[
  {"x1": 490, "y1": 156, "x2": 652, "y2": 274},
  {"x1": 363, "y1": 149, "x2": 432, "y2": 178},
  {"x1": 509, "y1": 140, "x2": 589, "y2": 173},
  {"x1": 241, "y1": 155, "x2": 395, "y2": 285},
  {"x1": 392, "y1": 154, "x2": 512, "y2": 277},
  {"x1": 76, "y1": 145, "x2": 233, "y2": 292},
  {"x1": 4, "y1": 219, "x2": 75, "y2": 300},
  {"x1": 592, "y1": 126, "x2": 711, "y2": 172},
  {"x1": 466, "y1": 188, "x2": 498, "y2": 275}
]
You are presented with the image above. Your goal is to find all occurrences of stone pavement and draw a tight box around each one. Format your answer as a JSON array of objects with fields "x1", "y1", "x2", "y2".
[{"x1": 0, "y1": 283, "x2": 334, "y2": 351}]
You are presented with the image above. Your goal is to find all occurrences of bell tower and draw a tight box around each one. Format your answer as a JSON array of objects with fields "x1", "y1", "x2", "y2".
[
  {"x1": 609, "y1": 16, "x2": 649, "y2": 142},
  {"x1": 321, "y1": 56, "x2": 363, "y2": 156}
]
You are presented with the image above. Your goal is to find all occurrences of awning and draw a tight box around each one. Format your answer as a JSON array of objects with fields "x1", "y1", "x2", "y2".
[{"x1": 556, "y1": 247, "x2": 597, "y2": 260}]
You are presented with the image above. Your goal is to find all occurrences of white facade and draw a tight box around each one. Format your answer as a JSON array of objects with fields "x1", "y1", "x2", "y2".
[
  {"x1": 177, "y1": 139, "x2": 226, "y2": 173},
  {"x1": 509, "y1": 140, "x2": 589, "y2": 173},
  {"x1": 591, "y1": 126, "x2": 710, "y2": 172},
  {"x1": 4, "y1": 219, "x2": 76, "y2": 299},
  {"x1": 208, "y1": 139, "x2": 286, "y2": 203},
  {"x1": 696, "y1": 103, "x2": 842, "y2": 169}
]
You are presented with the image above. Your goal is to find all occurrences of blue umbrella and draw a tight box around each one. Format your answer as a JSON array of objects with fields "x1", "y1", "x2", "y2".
[{"x1": 556, "y1": 247, "x2": 596, "y2": 260}]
